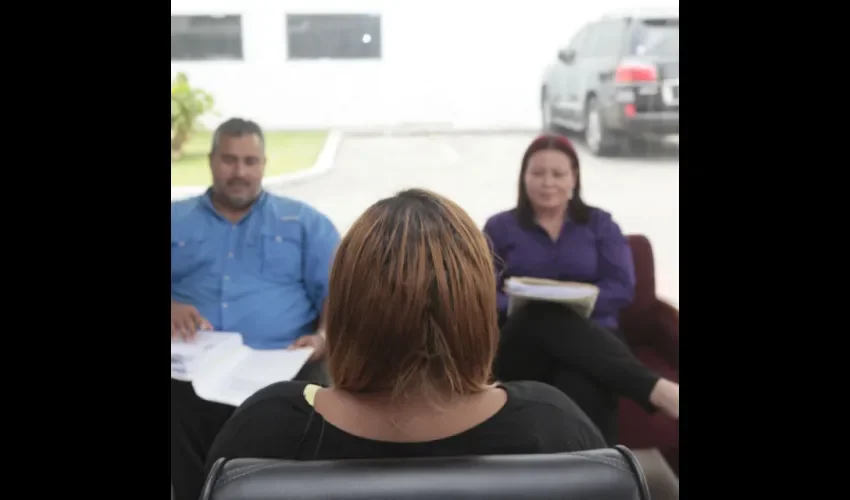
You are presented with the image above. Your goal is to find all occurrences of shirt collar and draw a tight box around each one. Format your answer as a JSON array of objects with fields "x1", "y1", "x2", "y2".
[{"x1": 200, "y1": 188, "x2": 268, "y2": 222}]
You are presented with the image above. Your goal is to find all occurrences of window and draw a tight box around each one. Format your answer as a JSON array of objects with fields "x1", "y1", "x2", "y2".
[
  {"x1": 629, "y1": 18, "x2": 679, "y2": 57},
  {"x1": 564, "y1": 26, "x2": 591, "y2": 53},
  {"x1": 171, "y1": 15, "x2": 243, "y2": 61},
  {"x1": 286, "y1": 14, "x2": 382, "y2": 60}
]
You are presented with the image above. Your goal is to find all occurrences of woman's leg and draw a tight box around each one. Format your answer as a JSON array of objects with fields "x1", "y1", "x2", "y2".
[
  {"x1": 549, "y1": 368, "x2": 619, "y2": 445},
  {"x1": 494, "y1": 310, "x2": 557, "y2": 383},
  {"x1": 497, "y1": 301, "x2": 659, "y2": 411},
  {"x1": 171, "y1": 379, "x2": 236, "y2": 500}
]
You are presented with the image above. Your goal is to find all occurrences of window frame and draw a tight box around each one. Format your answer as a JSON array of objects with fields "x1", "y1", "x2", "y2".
[{"x1": 563, "y1": 25, "x2": 591, "y2": 54}]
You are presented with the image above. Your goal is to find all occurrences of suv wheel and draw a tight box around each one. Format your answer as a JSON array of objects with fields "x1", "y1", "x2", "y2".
[{"x1": 585, "y1": 96, "x2": 626, "y2": 157}]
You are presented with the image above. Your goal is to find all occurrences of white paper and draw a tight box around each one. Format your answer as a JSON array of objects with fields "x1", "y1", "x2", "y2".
[
  {"x1": 505, "y1": 279, "x2": 596, "y2": 300},
  {"x1": 171, "y1": 331, "x2": 242, "y2": 381},
  {"x1": 192, "y1": 345, "x2": 314, "y2": 407}
]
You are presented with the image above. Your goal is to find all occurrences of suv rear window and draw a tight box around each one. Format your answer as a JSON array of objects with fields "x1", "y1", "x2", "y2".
[{"x1": 629, "y1": 18, "x2": 679, "y2": 57}]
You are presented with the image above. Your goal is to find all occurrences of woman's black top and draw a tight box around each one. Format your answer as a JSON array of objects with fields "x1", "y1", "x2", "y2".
[{"x1": 204, "y1": 380, "x2": 607, "y2": 475}]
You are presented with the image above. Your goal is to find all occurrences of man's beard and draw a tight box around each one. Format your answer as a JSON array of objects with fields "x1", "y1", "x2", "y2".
[{"x1": 214, "y1": 183, "x2": 260, "y2": 211}]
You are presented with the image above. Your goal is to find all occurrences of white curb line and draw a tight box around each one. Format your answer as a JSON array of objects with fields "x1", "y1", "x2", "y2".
[{"x1": 171, "y1": 130, "x2": 343, "y2": 201}]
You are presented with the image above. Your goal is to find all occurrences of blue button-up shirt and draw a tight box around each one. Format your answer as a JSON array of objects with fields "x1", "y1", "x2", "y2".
[{"x1": 171, "y1": 190, "x2": 340, "y2": 349}]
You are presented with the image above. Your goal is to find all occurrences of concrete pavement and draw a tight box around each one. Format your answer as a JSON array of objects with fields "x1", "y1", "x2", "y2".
[{"x1": 269, "y1": 133, "x2": 679, "y2": 306}]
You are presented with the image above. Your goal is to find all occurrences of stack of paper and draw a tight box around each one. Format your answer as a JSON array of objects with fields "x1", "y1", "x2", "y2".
[
  {"x1": 505, "y1": 277, "x2": 600, "y2": 318},
  {"x1": 172, "y1": 330, "x2": 317, "y2": 406},
  {"x1": 171, "y1": 331, "x2": 243, "y2": 381},
  {"x1": 191, "y1": 345, "x2": 314, "y2": 407}
]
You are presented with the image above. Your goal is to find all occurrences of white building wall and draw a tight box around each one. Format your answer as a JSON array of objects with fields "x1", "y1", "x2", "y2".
[{"x1": 171, "y1": 0, "x2": 677, "y2": 130}]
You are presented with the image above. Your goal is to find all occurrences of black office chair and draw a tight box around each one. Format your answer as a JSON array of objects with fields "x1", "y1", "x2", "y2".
[{"x1": 200, "y1": 445, "x2": 651, "y2": 500}]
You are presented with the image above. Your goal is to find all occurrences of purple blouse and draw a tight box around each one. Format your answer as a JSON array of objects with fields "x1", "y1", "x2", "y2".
[{"x1": 482, "y1": 208, "x2": 636, "y2": 331}]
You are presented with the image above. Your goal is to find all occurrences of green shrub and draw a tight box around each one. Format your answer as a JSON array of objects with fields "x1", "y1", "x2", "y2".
[{"x1": 171, "y1": 72, "x2": 215, "y2": 160}]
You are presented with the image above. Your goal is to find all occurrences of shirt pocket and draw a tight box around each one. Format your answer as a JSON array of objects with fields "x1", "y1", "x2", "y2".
[
  {"x1": 260, "y1": 225, "x2": 302, "y2": 283},
  {"x1": 171, "y1": 230, "x2": 208, "y2": 282}
]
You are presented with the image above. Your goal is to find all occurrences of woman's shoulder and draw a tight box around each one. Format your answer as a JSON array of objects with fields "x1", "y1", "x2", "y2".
[
  {"x1": 232, "y1": 380, "x2": 319, "y2": 417},
  {"x1": 499, "y1": 381, "x2": 607, "y2": 450},
  {"x1": 204, "y1": 381, "x2": 323, "y2": 473},
  {"x1": 483, "y1": 209, "x2": 519, "y2": 231},
  {"x1": 578, "y1": 206, "x2": 625, "y2": 238},
  {"x1": 585, "y1": 206, "x2": 614, "y2": 225},
  {"x1": 501, "y1": 380, "x2": 585, "y2": 413}
]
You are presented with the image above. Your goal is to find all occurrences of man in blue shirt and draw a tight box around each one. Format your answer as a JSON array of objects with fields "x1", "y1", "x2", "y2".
[{"x1": 170, "y1": 118, "x2": 340, "y2": 500}]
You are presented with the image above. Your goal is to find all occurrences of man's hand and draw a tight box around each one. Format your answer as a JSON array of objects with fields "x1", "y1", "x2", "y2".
[
  {"x1": 287, "y1": 334, "x2": 327, "y2": 361},
  {"x1": 171, "y1": 302, "x2": 212, "y2": 341}
]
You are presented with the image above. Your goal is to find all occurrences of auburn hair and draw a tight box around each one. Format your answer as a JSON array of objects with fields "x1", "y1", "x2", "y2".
[
  {"x1": 516, "y1": 133, "x2": 591, "y2": 225},
  {"x1": 325, "y1": 188, "x2": 499, "y2": 398}
]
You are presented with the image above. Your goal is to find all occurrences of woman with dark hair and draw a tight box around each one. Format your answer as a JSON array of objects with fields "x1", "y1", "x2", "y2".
[
  {"x1": 204, "y1": 189, "x2": 606, "y2": 473},
  {"x1": 484, "y1": 134, "x2": 679, "y2": 445}
]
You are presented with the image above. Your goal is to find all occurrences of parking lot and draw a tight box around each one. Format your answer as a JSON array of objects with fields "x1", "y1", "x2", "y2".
[{"x1": 269, "y1": 133, "x2": 679, "y2": 306}]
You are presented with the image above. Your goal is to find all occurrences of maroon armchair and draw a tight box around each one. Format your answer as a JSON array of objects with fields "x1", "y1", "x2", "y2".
[{"x1": 618, "y1": 235, "x2": 679, "y2": 475}]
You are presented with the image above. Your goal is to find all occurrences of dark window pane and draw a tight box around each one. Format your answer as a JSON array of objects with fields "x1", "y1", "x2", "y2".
[
  {"x1": 629, "y1": 18, "x2": 679, "y2": 57},
  {"x1": 286, "y1": 14, "x2": 382, "y2": 60},
  {"x1": 171, "y1": 15, "x2": 243, "y2": 61}
]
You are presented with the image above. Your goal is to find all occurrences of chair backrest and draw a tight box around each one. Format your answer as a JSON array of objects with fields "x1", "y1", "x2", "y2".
[
  {"x1": 201, "y1": 446, "x2": 651, "y2": 500},
  {"x1": 625, "y1": 234, "x2": 657, "y2": 313},
  {"x1": 620, "y1": 234, "x2": 659, "y2": 347}
]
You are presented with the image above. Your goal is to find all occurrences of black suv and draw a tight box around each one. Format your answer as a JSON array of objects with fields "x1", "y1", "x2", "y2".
[{"x1": 540, "y1": 9, "x2": 679, "y2": 156}]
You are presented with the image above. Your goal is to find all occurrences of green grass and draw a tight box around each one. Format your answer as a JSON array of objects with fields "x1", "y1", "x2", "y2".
[{"x1": 171, "y1": 130, "x2": 329, "y2": 186}]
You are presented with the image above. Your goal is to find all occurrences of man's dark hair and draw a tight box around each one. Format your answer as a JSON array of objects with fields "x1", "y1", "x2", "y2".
[{"x1": 210, "y1": 118, "x2": 265, "y2": 155}]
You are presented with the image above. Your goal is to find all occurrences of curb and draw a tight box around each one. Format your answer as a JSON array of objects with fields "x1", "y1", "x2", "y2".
[
  {"x1": 171, "y1": 130, "x2": 344, "y2": 201},
  {"x1": 341, "y1": 127, "x2": 541, "y2": 137}
]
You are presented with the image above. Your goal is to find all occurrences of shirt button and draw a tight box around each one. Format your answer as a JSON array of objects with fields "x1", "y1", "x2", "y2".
[
  {"x1": 223, "y1": 275, "x2": 230, "y2": 281},
  {"x1": 222, "y1": 302, "x2": 228, "y2": 308},
  {"x1": 227, "y1": 252, "x2": 234, "y2": 258},
  {"x1": 178, "y1": 241, "x2": 185, "y2": 247},
  {"x1": 275, "y1": 236, "x2": 282, "y2": 242}
]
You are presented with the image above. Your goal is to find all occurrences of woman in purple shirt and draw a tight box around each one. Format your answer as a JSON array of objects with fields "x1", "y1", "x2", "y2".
[{"x1": 484, "y1": 134, "x2": 679, "y2": 445}]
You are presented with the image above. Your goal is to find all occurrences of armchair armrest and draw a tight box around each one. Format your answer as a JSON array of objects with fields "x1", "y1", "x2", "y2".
[{"x1": 646, "y1": 300, "x2": 679, "y2": 371}]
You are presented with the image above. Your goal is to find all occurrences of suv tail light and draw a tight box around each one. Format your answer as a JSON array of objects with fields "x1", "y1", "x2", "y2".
[{"x1": 614, "y1": 63, "x2": 658, "y2": 83}]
